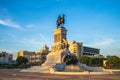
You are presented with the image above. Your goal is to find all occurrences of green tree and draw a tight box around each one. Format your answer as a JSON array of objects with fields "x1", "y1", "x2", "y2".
[
  {"x1": 88, "y1": 57, "x2": 93, "y2": 66},
  {"x1": 80, "y1": 56, "x2": 105, "y2": 66},
  {"x1": 80, "y1": 56, "x2": 89, "y2": 65},
  {"x1": 106, "y1": 56, "x2": 120, "y2": 69},
  {"x1": 16, "y1": 56, "x2": 28, "y2": 65}
]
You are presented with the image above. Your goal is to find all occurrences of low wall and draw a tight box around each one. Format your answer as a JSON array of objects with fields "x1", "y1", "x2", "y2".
[
  {"x1": 49, "y1": 68, "x2": 112, "y2": 75},
  {"x1": 103, "y1": 69, "x2": 120, "y2": 74},
  {"x1": 26, "y1": 65, "x2": 120, "y2": 75},
  {"x1": 90, "y1": 72, "x2": 110, "y2": 74},
  {"x1": 54, "y1": 71, "x2": 89, "y2": 75},
  {"x1": 50, "y1": 71, "x2": 112, "y2": 75}
]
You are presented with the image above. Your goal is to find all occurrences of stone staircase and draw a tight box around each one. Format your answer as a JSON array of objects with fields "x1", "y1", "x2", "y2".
[
  {"x1": 21, "y1": 66, "x2": 52, "y2": 73},
  {"x1": 78, "y1": 63, "x2": 103, "y2": 72}
]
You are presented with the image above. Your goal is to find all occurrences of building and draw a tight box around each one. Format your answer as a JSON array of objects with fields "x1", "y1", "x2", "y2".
[
  {"x1": 18, "y1": 51, "x2": 36, "y2": 65},
  {"x1": 37, "y1": 45, "x2": 49, "y2": 54},
  {"x1": 37, "y1": 45, "x2": 50, "y2": 62},
  {"x1": 82, "y1": 46, "x2": 100, "y2": 56},
  {"x1": 0, "y1": 51, "x2": 13, "y2": 64},
  {"x1": 18, "y1": 50, "x2": 35, "y2": 57},
  {"x1": 69, "y1": 41, "x2": 83, "y2": 59},
  {"x1": 68, "y1": 41, "x2": 101, "y2": 57},
  {"x1": 17, "y1": 45, "x2": 50, "y2": 66},
  {"x1": 28, "y1": 53, "x2": 41, "y2": 65},
  {"x1": 28, "y1": 45, "x2": 50, "y2": 65}
]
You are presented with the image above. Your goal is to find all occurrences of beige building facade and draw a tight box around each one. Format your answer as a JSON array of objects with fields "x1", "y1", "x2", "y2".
[
  {"x1": 17, "y1": 46, "x2": 49, "y2": 65},
  {"x1": 69, "y1": 41, "x2": 83, "y2": 59}
]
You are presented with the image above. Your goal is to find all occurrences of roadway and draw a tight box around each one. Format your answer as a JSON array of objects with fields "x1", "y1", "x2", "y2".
[{"x1": 0, "y1": 69, "x2": 120, "y2": 80}]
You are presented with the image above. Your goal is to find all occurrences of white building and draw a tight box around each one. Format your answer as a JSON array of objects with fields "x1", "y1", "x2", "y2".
[
  {"x1": 68, "y1": 41, "x2": 103, "y2": 58},
  {"x1": 0, "y1": 51, "x2": 13, "y2": 64}
]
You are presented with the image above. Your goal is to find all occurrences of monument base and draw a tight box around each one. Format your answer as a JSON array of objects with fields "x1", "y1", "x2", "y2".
[
  {"x1": 42, "y1": 48, "x2": 70, "y2": 67},
  {"x1": 21, "y1": 62, "x2": 112, "y2": 75},
  {"x1": 64, "y1": 65, "x2": 84, "y2": 72}
]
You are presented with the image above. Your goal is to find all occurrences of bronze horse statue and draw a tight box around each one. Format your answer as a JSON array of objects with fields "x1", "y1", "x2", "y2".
[{"x1": 56, "y1": 14, "x2": 65, "y2": 28}]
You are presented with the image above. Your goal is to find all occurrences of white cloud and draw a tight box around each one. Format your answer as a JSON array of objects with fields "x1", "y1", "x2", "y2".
[
  {"x1": 26, "y1": 24, "x2": 33, "y2": 28},
  {"x1": 87, "y1": 39, "x2": 114, "y2": 47},
  {"x1": 39, "y1": 33, "x2": 47, "y2": 42},
  {"x1": 19, "y1": 39, "x2": 41, "y2": 46},
  {"x1": 0, "y1": 19, "x2": 24, "y2": 30},
  {"x1": 19, "y1": 33, "x2": 52, "y2": 49},
  {"x1": 39, "y1": 33, "x2": 52, "y2": 46},
  {"x1": 18, "y1": 34, "x2": 46, "y2": 45}
]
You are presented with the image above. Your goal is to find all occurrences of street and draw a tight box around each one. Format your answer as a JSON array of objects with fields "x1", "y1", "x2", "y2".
[{"x1": 0, "y1": 69, "x2": 120, "y2": 80}]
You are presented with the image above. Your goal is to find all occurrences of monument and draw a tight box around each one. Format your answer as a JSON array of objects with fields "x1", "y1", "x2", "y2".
[
  {"x1": 21, "y1": 14, "x2": 110, "y2": 74},
  {"x1": 41, "y1": 14, "x2": 85, "y2": 72},
  {"x1": 42, "y1": 14, "x2": 74, "y2": 67}
]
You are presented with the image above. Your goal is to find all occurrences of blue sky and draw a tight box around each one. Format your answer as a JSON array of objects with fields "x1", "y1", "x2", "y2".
[{"x1": 0, "y1": 0, "x2": 120, "y2": 58}]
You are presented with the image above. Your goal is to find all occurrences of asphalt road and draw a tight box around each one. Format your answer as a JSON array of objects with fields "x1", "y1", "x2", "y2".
[{"x1": 0, "y1": 69, "x2": 120, "y2": 80}]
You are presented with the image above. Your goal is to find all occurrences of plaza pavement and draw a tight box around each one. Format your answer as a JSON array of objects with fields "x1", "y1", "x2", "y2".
[{"x1": 0, "y1": 69, "x2": 120, "y2": 80}]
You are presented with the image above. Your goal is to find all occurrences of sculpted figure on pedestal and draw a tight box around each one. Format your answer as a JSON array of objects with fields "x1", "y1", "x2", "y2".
[{"x1": 56, "y1": 14, "x2": 65, "y2": 28}]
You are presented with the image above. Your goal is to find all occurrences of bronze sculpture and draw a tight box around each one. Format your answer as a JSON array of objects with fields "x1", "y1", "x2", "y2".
[{"x1": 56, "y1": 14, "x2": 65, "y2": 28}]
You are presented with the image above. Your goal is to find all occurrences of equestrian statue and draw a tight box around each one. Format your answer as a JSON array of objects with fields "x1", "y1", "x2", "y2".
[{"x1": 56, "y1": 14, "x2": 65, "y2": 28}]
